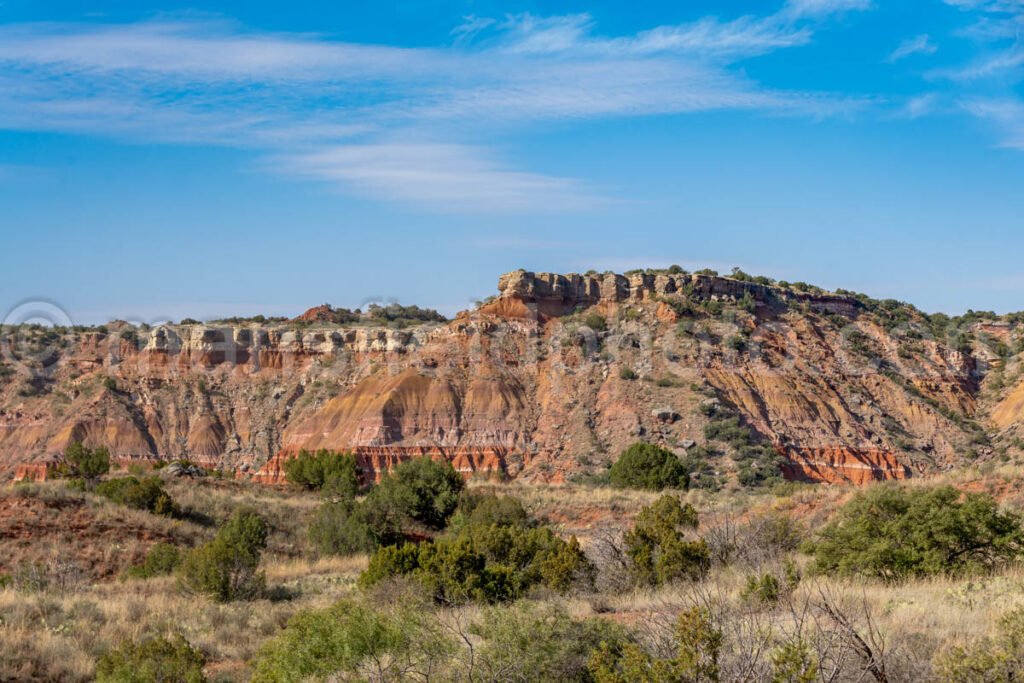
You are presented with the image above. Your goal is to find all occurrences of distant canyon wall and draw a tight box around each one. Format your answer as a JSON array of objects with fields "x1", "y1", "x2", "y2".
[{"x1": 3, "y1": 269, "x2": 1016, "y2": 485}]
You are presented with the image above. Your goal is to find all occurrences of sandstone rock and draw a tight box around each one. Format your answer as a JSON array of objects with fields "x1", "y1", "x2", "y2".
[
  {"x1": 0, "y1": 268, "x2": 1001, "y2": 487},
  {"x1": 652, "y1": 408, "x2": 680, "y2": 423},
  {"x1": 161, "y1": 462, "x2": 205, "y2": 478}
]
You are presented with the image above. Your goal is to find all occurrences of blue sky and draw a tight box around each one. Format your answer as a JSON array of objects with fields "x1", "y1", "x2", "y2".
[{"x1": 1, "y1": 0, "x2": 1023, "y2": 324}]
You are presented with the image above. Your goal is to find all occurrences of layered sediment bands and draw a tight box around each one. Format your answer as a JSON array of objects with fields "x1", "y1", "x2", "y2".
[
  {"x1": 253, "y1": 446, "x2": 508, "y2": 484},
  {"x1": 272, "y1": 361, "x2": 530, "y2": 480},
  {"x1": 781, "y1": 448, "x2": 911, "y2": 485},
  {"x1": 480, "y1": 269, "x2": 863, "y2": 320},
  {"x1": 12, "y1": 462, "x2": 54, "y2": 482},
  {"x1": 1, "y1": 268, "x2": 1014, "y2": 484}
]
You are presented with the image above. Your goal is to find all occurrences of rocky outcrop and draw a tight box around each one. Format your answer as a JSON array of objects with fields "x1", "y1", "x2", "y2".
[
  {"x1": 481, "y1": 269, "x2": 862, "y2": 320},
  {"x1": 253, "y1": 446, "x2": 507, "y2": 484},
  {"x1": 297, "y1": 304, "x2": 342, "y2": 323},
  {"x1": 993, "y1": 378, "x2": 1024, "y2": 430},
  {"x1": 781, "y1": 447, "x2": 911, "y2": 485},
  {"x1": 12, "y1": 461, "x2": 56, "y2": 482},
  {"x1": 1, "y1": 269, "x2": 1016, "y2": 485}
]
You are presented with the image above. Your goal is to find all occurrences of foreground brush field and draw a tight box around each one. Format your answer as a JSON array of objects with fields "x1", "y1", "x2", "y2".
[{"x1": 4, "y1": 459, "x2": 1024, "y2": 682}]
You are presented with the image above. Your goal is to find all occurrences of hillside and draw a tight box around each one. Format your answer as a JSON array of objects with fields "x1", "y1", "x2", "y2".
[{"x1": 2, "y1": 267, "x2": 1022, "y2": 486}]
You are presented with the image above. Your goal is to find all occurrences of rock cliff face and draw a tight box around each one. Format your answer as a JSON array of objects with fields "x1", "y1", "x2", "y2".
[{"x1": 1, "y1": 269, "x2": 1018, "y2": 485}]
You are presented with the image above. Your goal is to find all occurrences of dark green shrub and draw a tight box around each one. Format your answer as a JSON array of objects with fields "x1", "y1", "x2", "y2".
[
  {"x1": 63, "y1": 441, "x2": 110, "y2": 488},
  {"x1": 178, "y1": 507, "x2": 268, "y2": 602},
  {"x1": 609, "y1": 443, "x2": 688, "y2": 491},
  {"x1": 624, "y1": 495, "x2": 709, "y2": 586},
  {"x1": 414, "y1": 535, "x2": 516, "y2": 604},
  {"x1": 726, "y1": 335, "x2": 747, "y2": 352},
  {"x1": 250, "y1": 599, "x2": 450, "y2": 683},
  {"x1": 589, "y1": 606, "x2": 721, "y2": 683},
  {"x1": 126, "y1": 463, "x2": 147, "y2": 477},
  {"x1": 96, "y1": 477, "x2": 178, "y2": 517},
  {"x1": 308, "y1": 457, "x2": 463, "y2": 557},
  {"x1": 448, "y1": 491, "x2": 532, "y2": 532},
  {"x1": 703, "y1": 416, "x2": 752, "y2": 447},
  {"x1": 537, "y1": 535, "x2": 594, "y2": 593},
  {"x1": 124, "y1": 543, "x2": 181, "y2": 580},
  {"x1": 584, "y1": 313, "x2": 607, "y2": 331},
  {"x1": 676, "y1": 319, "x2": 695, "y2": 335},
  {"x1": 360, "y1": 544, "x2": 424, "y2": 589},
  {"x1": 309, "y1": 499, "x2": 382, "y2": 556},
  {"x1": 96, "y1": 634, "x2": 206, "y2": 683},
  {"x1": 474, "y1": 602, "x2": 632, "y2": 683},
  {"x1": 359, "y1": 520, "x2": 595, "y2": 604},
  {"x1": 372, "y1": 457, "x2": 463, "y2": 530},
  {"x1": 681, "y1": 446, "x2": 719, "y2": 480},
  {"x1": 282, "y1": 449, "x2": 359, "y2": 498},
  {"x1": 736, "y1": 450, "x2": 784, "y2": 489},
  {"x1": 618, "y1": 367, "x2": 637, "y2": 380},
  {"x1": 809, "y1": 484, "x2": 1024, "y2": 581},
  {"x1": 933, "y1": 607, "x2": 1024, "y2": 682},
  {"x1": 740, "y1": 572, "x2": 782, "y2": 606},
  {"x1": 365, "y1": 302, "x2": 447, "y2": 326},
  {"x1": 771, "y1": 638, "x2": 819, "y2": 683}
]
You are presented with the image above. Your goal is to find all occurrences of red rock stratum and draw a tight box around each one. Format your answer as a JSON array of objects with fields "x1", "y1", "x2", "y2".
[{"x1": 2, "y1": 268, "x2": 1020, "y2": 485}]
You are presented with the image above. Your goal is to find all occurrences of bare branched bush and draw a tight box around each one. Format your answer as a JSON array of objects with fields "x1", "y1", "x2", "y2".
[
  {"x1": 704, "y1": 510, "x2": 805, "y2": 569},
  {"x1": 10, "y1": 558, "x2": 86, "y2": 595},
  {"x1": 810, "y1": 583, "x2": 892, "y2": 683},
  {"x1": 590, "y1": 526, "x2": 633, "y2": 592}
]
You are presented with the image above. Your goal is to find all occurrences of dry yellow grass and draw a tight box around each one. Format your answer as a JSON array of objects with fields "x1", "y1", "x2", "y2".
[
  {"x1": 0, "y1": 477, "x2": 356, "y2": 681},
  {"x1": 263, "y1": 554, "x2": 368, "y2": 582},
  {"x1": 0, "y1": 554, "x2": 368, "y2": 682},
  {"x1": 6, "y1": 472, "x2": 1024, "y2": 680}
]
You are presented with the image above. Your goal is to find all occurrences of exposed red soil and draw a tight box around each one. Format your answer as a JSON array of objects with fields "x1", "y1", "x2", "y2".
[{"x1": 0, "y1": 492, "x2": 182, "y2": 581}]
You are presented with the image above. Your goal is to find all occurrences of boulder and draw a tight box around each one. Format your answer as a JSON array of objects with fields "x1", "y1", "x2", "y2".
[{"x1": 652, "y1": 408, "x2": 680, "y2": 423}]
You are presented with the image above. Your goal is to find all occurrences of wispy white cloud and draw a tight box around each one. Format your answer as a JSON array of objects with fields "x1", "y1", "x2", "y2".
[
  {"x1": 962, "y1": 97, "x2": 1024, "y2": 148},
  {"x1": 942, "y1": 0, "x2": 1024, "y2": 13},
  {"x1": 0, "y1": 11, "x2": 869, "y2": 212},
  {"x1": 916, "y1": 1, "x2": 1024, "y2": 149},
  {"x1": 274, "y1": 143, "x2": 603, "y2": 212},
  {"x1": 0, "y1": 20, "x2": 441, "y2": 81},
  {"x1": 931, "y1": 39, "x2": 1023, "y2": 81},
  {"x1": 492, "y1": 13, "x2": 813, "y2": 59},
  {"x1": 783, "y1": 0, "x2": 873, "y2": 19},
  {"x1": 452, "y1": 15, "x2": 497, "y2": 45},
  {"x1": 943, "y1": 0, "x2": 1024, "y2": 45},
  {"x1": 887, "y1": 34, "x2": 938, "y2": 62},
  {"x1": 897, "y1": 93, "x2": 942, "y2": 118}
]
